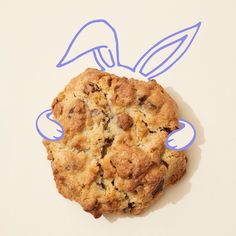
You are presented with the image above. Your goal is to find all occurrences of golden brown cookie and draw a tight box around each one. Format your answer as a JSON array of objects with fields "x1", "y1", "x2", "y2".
[{"x1": 43, "y1": 68, "x2": 187, "y2": 218}]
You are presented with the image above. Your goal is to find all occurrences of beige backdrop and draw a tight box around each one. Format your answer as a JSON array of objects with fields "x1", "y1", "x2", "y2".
[{"x1": 1, "y1": 0, "x2": 236, "y2": 236}]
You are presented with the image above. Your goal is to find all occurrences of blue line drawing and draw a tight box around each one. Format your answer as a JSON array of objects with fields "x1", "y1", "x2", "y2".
[
  {"x1": 56, "y1": 19, "x2": 201, "y2": 80},
  {"x1": 166, "y1": 119, "x2": 197, "y2": 151},
  {"x1": 36, "y1": 109, "x2": 64, "y2": 141},
  {"x1": 134, "y1": 22, "x2": 201, "y2": 80},
  {"x1": 56, "y1": 19, "x2": 121, "y2": 70},
  {"x1": 36, "y1": 19, "x2": 200, "y2": 150}
]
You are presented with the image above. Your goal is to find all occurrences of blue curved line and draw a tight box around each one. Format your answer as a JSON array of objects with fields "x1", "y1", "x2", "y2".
[
  {"x1": 56, "y1": 128, "x2": 63, "y2": 134},
  {"x1": 56, "y1": 19, "x2": 120, "y2": 68},
  {"x1": 35, "y1": 109, "x2": 64, "y2": 141},
  {"x1": 166, "y1": 118, "x2": 196, "y2": 151},
  {"x1": 92, "y1": 19, "x2": 120, "y2": 67},
  {"x1": 102, "y1": 20, "x2": 120, "y2": 67},
  {"x1": 93, "y1": 50, "x2": 106, "y2": 71},
  {"x1": 134, "y1": 22, "x2": 201, "y2": 70},
  {"x1": 119, "y1": 63, "x2": 135, "y2": 72},
  {"x1": 147, "y1": 23, "x2": 201, "y2": 80},
  {"x1": 134, "y1": 22, "x2": 201, "y2": 79},
  {"x1": 98, "y1": 48, "x2": 115, "y2": 68},
  {"x1": 56, "y1": 19, "x2": 201, "y2": 80},
  {"x1": 140, "y1": 35, "x2": 187, "y2": 77},
  {"x1": 57, "y1": 46, "x2": 107, "y2": 67}
]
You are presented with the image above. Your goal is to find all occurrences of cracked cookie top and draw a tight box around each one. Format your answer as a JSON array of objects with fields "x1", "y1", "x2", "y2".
[{"x1": 44, "y1": 68, "x2": 187, "y2": 218}]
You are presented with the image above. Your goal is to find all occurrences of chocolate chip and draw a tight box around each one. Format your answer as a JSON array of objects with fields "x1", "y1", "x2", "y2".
[
  {"x1": 68, "y1": 108, "x2": 74, "y2": 118},
  {"x1": 107, "y1": 78, "x2": 112, "y2": 87},
  {"x1": 152, "y1": 179, "x2": 164, "y2": 196},
  {"x1": 69, "y1": 108, "x2": 74, "y2": 114},
  {"x1": 138, "y1": 95, "x2": 148, "y2": 105},
  {"x1": 117, "y1": 113, "x2": 133, "y2": 130},
  {"x1": 84, "y1": 82, "x2": 101, "y2": 94},
  {"x1": 123, "y1": 201, "x2": 135, "y2": 212},
  {"x1": 103, "y1": 117, "x2": 110, "y2": 130},
  {"x1": 92, "y1": 83, "x2": 101, "y2": 92},
  {"x1": 128, "y1": 202, "x2": 135, "y2": 209},
  {"x1": 160, "y1": 160, "x2": 169, "y2": 169},
  {"x1": 52, "y1": 98, "x2": 59, "y2": 109},
  {"x1": 142, "y1": 120, "x2": 156, "y2": 133},
  {"x1": 160, "y1": 127, "x2": 172, "y2": 134},
  {"x1": 149, "y1": 130, "x2": 156, "y2": 133},
  {"x1": 142, "y1": 120, "x2": 148, "y2": 127},
  {"x1": 105, "y1": 137, "x2": 114, "y2": 146},
  {"x1": 101, "y1": 137, "x2": 114, "y2": 158},
  {"x1": 128, "y1": 173, "x2": 132, "y2": 179}
]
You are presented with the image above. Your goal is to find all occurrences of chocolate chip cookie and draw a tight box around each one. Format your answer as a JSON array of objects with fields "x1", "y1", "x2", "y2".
[{"x1": 43, "y1": 68, "x2": 187, "y2": 218}]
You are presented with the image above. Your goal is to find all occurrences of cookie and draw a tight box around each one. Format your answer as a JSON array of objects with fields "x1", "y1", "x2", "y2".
[{"x1": 43, "y1": 68, "x2": 187, "y2": 218}]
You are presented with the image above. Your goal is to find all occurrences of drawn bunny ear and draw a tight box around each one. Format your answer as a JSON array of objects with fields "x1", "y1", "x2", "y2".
[
  {"x1": 134, "y1": 22, "x2": 201, "y2": 80},
  {"x1": 56, "y1": 19, "x2": 120, "y2": 70}
]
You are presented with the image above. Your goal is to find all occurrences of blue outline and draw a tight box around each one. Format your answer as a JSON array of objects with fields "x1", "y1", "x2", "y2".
[
  {"x1": 36, "y1": 19, "x2": 201, "y2": 146},
  {"x1": 93, "y1": 50, "x2": 106, "y2": 71},
  {"x1": 166, "y1": 118, "x2": 197, "y2": 151},
  {"x1": 56, "y1": 19, "x2": 121, "y2": 69},
  {"x1": 98, "y1": 48, "x2": 115, "y2": 68},
  {"x1": 56, "y1": 19, "x2": 201, "y2": 81},
  {"x1": 36, "y1": 109, "x2": 64, "y2": 141},
  {"x1": 139, "y1": 35, "x2": 187, "y2": 77},
  {"x1": 135, "y1": 22, "x2": 201, "y2": 80}
]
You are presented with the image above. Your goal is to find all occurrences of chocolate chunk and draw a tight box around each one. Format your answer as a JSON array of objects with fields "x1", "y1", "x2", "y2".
[
  {"x1": 101, "y1": 137, "x2": 114, "y2": 158},
  {"x1": 117, "y1": 113, "x2": 133, "y2": 130},
  {"x1": 84, "y1": 82, "x2": 101, "y2": 94},
  {"x1": 68, "y1": 107, "x2": 74, "y2": 114},
  {"x1": 160, "y1": 160, "x2": 169, "y2": 169},
  {"x1": 149, "y1": 130, "x2": 156, "y2": 133},
  {"x1": 103, "y1": 117, "x2": 110, "y2": 130},
  {"x1": 52, "y1": 98, "x2": 59, "y2": 109},
  {"x1": 160, "y1": 127, "x2": 172, "y2": 134},
  {"x1": 138, "y1": 95, "x2": 148, "y2": 105},
  {"x1": 152, "y1": 179, "x2": 164, "y2": 196},
  {"x1": 107, "y1": 78, "x2": 112, "y2": 87}
]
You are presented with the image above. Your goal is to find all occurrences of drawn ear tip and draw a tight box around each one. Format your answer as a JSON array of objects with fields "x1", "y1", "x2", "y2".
[
  {"x1": 194, "y1": 21, "x2": 202, "y2": 29},
  {"x1": 56, "y1": 58, "x2": 63, "y2": 67},
  {"x1": 56, "y1": 58, "x2": 66, "y2": 68}
]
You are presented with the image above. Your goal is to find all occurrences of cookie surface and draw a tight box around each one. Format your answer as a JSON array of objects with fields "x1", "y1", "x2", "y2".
[{"x1": 43, "y1": 68, "x2": 187, "y2": 218}]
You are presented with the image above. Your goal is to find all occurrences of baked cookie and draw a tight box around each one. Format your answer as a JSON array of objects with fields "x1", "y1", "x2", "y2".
[{"x1": 43, "y1": 68, "x2": 187, "y2": 218}]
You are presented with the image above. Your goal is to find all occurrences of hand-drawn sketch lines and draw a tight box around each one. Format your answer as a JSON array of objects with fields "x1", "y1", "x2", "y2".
[{"x1": 36, "y1": 19, "x2": 201, "y2": 150}]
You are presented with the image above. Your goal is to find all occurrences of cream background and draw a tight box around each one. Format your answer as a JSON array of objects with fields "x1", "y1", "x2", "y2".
[{"x1": 1, "y1": 1, "x2": 236, "y2": 236}]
